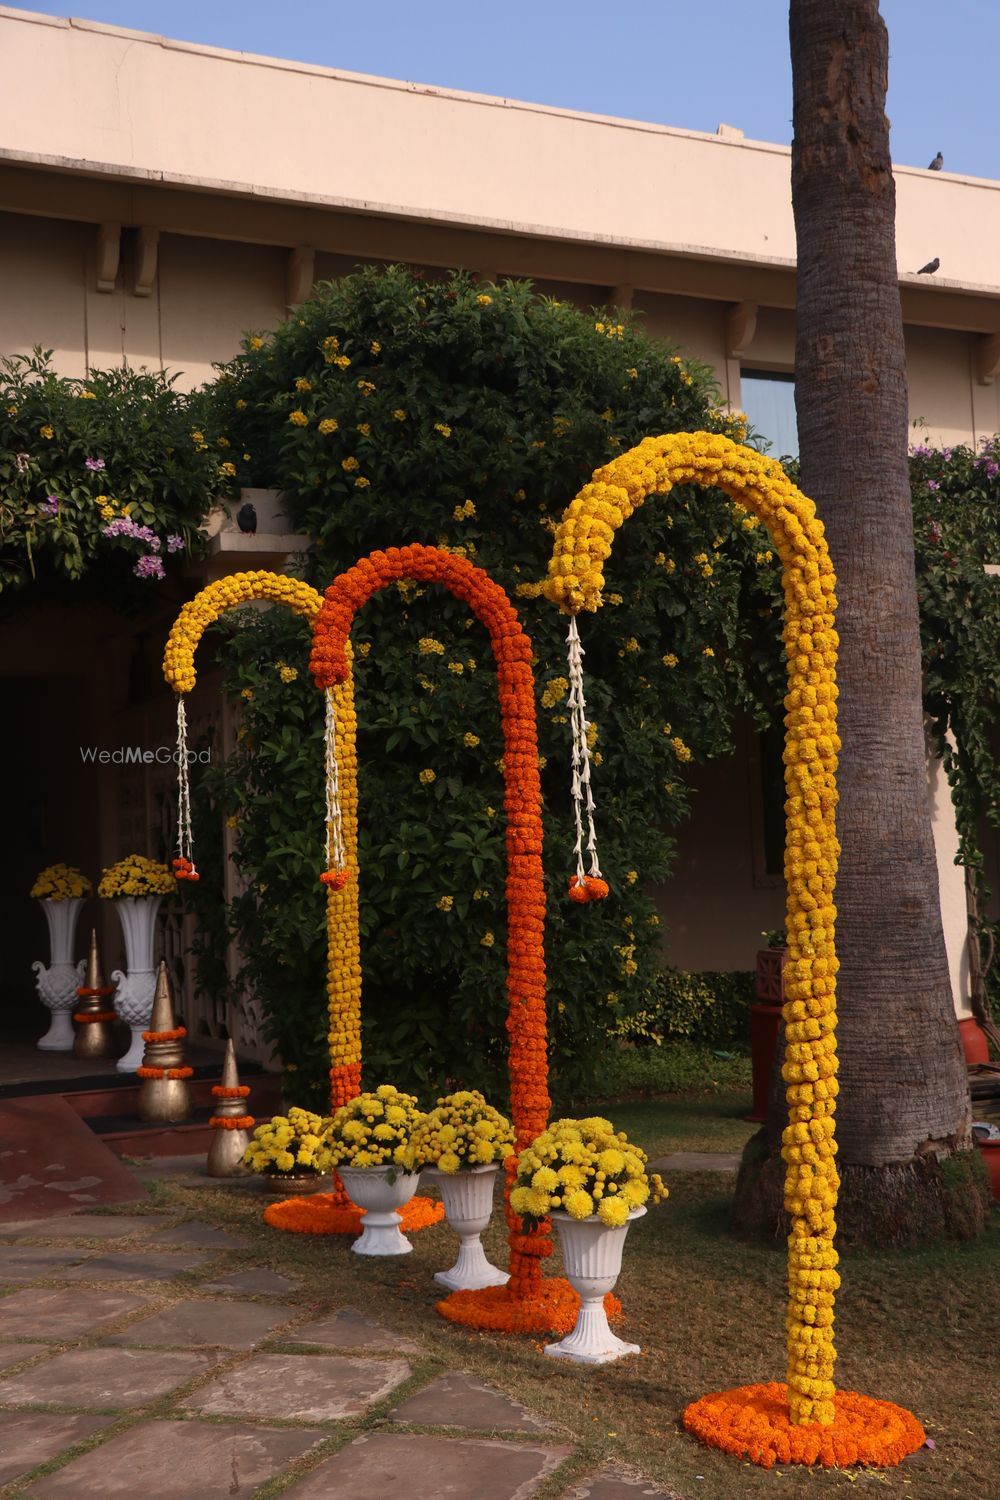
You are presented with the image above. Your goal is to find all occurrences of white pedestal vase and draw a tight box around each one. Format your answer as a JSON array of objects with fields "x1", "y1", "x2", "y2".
[
  {"x1": 545, "y1": 1205, "x2": 646, "y2": 1366},
  {"x1": 109, "y1": 896, "x2": 164, "y2": 1072},
  {"x1": 338, "y1": 1165, "x2": 422, "y2": 1256},
  {"x1": 429, "y1": 1164, "x2": 510, "y2": 1291},
  {"x1": 33, "y1": 897, "x2": 86, "y2": 1051}
]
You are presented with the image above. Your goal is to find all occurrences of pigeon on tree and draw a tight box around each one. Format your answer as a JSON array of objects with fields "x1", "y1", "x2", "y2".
[
  {"x1": 927, "y1": 151, "x2": 943, "y2": 171},
  {"x1": 236, "y1": 502, "x2": 257, "y2": 534},
  {"x1": 915, "y1": 257, "x2": 940, "y2": 275}
]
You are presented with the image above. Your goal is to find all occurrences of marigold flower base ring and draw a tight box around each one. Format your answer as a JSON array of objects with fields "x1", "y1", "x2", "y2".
[
  {"x1": 436, "y1": 1282, "x2": 621, "y2": 1336},
  {"x1": 682, "y1": 1383, "x2": 926, "y2": 1470},
  {"x1": 263, "y1": 1193, "x2": 445, "y2": 1236}
]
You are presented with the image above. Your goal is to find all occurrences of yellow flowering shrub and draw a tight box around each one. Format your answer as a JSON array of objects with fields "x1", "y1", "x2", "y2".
[
  {"x1": 325, "y1": 1084, "x2": 426, "y2": 1171},
  {"x1": 98, "y1": 855, "x2": 176, "y2": 899},
  {"x1": 411, "y1": 1090, "x2": 514, "y2": 1172},
  {"x1": 243, "y1": 1107, "x2": 332, "y2": 1176},
  {"x1": 511, "y1": 1116, "x2": 667, "y2": 1229},
  {"x1": 31, "y1": 863, "x2": 92, "y2": 900}
]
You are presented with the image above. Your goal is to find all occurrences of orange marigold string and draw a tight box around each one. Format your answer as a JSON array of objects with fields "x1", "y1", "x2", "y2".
[
  {"x1": 142, "y1": 1026, "x2": 186, "y2": 1043},
  {"x1": 212, "y1": 1086, "x2": 250, "y2": 1100},
  {"x1": 73, "y1": 1011, "x2": 116, "y2": 1024},
  {"x1": 208, "y1": 1114, "x2": 255, "y2": 1130},
  {"x1": 136, "y1": 1066, "x2": 194, "y2": 1080},
  {"x1": 310, "y1": 544, "x2": 596, "y2": 1332}
]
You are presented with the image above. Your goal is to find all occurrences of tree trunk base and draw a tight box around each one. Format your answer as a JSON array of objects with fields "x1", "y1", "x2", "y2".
[{"x1": 731, "y1": 1129, "x2": 991, "y2": 1249}]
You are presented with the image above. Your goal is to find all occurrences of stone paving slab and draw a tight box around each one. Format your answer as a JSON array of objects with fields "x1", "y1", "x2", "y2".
[
  {"x1": 104, "y1": 1296, "x2": 296, "y2": 1349},
  {"x1": 59, "y1": 1250, "x2": 210, "y2": 1282},
  {"x1": 390, "y1": 1372, "x2": 549, "y2": 1433},
  {"x1": 0, "y1": 1245, "x2": 92, "y2": 1281},
  {"x1": 0, "y1": 1213, "x2": 158, "y2": 1241},
  {"x1": 281, "y1": 1431, "x2": 574, "y2": 1499},
  {"x1": 147, "y1": 1220, "x2": 247, "y2": 1249},
  {"x1": 182, "y1": 1351, "x2": 411, "y2": 1421},
  {"x1": 21, "y1": 1417, "x2": 327, "y2": 1497},
  {"x1": 0, "y1": 1288, "x2": 149, "y2": 1339},
  {"x1": 567, "y1": 1469, "x2": 684, "y2": 1500},
  {"x1": 0, "y1": 1098, "x2": 146, "y2": 1222},
  {"x1": 0, "y1": 1343, "x2": 49, "y2": 1373},
  {"x1": 647, "y1": 1151, "x2": 741, "y2": 1174},
  {"x1": 0, "y1": 1410, "x2": 114, "y2": 1486},
  {"x1": 202, "y1": 1266, "x2": 299, "y2": 1295},
  {"x1": 0, "y1": 1346, "x2": 219, "y2": 1411},
  {"x1": 283, "y1": 1305, "x2": 424, "y2": 1354}
]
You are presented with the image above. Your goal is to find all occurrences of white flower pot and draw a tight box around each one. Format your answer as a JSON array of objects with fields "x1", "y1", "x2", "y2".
[
  {"x1": 544, "y1": 1205, "x2": 646, "y2": 1366},
  {"x1": 428, "y1": 1163, "x2": 509, "y2": 1291},
  {"x1": 339, "y1": 1164, "x2": 422, "y2": 1256},
  {"x1": 33, "y1": 898, "x2": 86, "y2": 1051},
  {"x1": 110, "y1": 896, "x2": 164, "y2": 1072}
]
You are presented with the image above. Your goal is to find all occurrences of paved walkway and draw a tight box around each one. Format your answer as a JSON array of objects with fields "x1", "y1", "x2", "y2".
[{"x1": 0, "y1": 1197, "x2": 682, "y2": 1499}]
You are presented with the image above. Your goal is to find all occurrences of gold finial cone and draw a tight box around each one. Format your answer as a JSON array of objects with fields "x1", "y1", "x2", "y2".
[
  {"x1": 148, "y1": 960, "x2": 176, "y2": 1034},
  {"x1": 221, "y1": 1037, "x2": 240, "y2": 1090},
  {"x1": 84, "y1": 928, "x2": 105, "y2": 991}
]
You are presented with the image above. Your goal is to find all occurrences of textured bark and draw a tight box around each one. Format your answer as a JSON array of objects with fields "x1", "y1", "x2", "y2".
[{"x1": 735, "y1": 1, "x2": 976, "y2": 1243}]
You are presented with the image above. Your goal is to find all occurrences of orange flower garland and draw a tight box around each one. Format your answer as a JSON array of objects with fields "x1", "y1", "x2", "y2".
[
  {"x1": 137, "y1": 1066, "x2": 194, "y2": 1080},
  {"x1": 546, "y1": 433, "x2": 923, "y2": 1466},
  {"x1": 311, "y1": 545, "x2": 573, "y2": 1328}
]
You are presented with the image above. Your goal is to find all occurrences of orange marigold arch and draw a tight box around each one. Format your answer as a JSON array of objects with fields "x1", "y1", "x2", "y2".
[{"x1": 310, "y1": 544, "x2": 605, "y2": 1333}]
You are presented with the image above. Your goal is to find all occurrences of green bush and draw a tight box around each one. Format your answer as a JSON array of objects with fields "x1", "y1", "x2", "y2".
[
  {"x1": 612, "y1": 968, "x2": 753, "y2": 1052},
  {"x1": 0, "y1": 351, "x2": 231, "y2": 594},
  {"x1": 191, "y1": 267, "x2": 783, "y2": 1103}
]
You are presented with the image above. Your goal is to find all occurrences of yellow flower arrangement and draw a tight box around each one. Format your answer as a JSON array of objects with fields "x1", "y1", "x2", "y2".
[
  {"x1": 31, "y1": 864, "x2": 92, "y2": 901},
  {"x1": 98, "y1": 856, "x2": 175, "y2": 899},
  {"x1": 511, "y1": 1116, "x2": 667, "y2": 1230},
  {"x1": 324, "y1": 1084, "x2": 426, "y2": 1172},
  {"x1": 546, "y1": 431, "x2": 842, "y2": 1431},
  {"x1": 243, "y1": 1107, "x2": 332, "y2": 1176},
  {"x1": 411, "y1": 1090, "x2": 514, "y2": 1173}
]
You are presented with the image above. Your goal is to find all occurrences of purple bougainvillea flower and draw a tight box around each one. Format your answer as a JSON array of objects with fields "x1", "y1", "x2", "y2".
[
  {"x1": 41, "y1": 495, "x2": 60, "y2": 516},
  {"x1": 134, "y1": 554, "x2": 165, "y2": 580},
  {"x1": 85, "y1": 456, "x2": 106, "y2": 471},
  {"x1": 927, "y1": 479, "x2": 940, "y2": 491},
  {"x1": 166, "y1": 534, "x2": 185, "y2": 553}
]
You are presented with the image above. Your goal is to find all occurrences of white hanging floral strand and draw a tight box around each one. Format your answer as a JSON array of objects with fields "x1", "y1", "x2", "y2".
[
  {"x1": 324, "y1": 687, "x2": 346, "y2": 875},
  {"x1": 175, "y1": 696, "x2": 193, "y2": 866},
  {"x1": 566, "y1": 615, "x2": 603, "y2": 885}
]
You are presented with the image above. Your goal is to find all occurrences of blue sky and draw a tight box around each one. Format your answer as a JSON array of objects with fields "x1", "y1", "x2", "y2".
[{"x1": 11, "y1": 1, "x2": 996, "y2": 180}]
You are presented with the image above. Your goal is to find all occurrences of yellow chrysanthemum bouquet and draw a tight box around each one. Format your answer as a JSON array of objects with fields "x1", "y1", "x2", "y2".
[
  {"x1": 412, "y1": 1090, "x2": 514, "y2": 1173},
  {"x1": 511, "y1": 1115, "x2": 668, "y2": 1229},
  {"x1": 325, "y1": 1084, "x2": 426, "y2": 1174},
  {"x1": 243, "y1": 1107, "x2": 332, "y2": 1177},
  {"x1": 30, "y1": 864, "x2": 92, "y2": 900},
  {"x1": 98, "y1": 856, "x2": 176, "y2": 899}
]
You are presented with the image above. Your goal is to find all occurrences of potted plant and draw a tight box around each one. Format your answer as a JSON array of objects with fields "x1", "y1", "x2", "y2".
[
  {"x1": 99, "y1": 855, "x2": 176, "y2": 1071},
  {"x1": 412, "y1": 1089, "x2": 514, "y2": 1291},
  {"x1": 325, "y1": 1084, "x2": 427, "y2": 1256},
  {"x1": 243, "y1": 1108, "x2": 332, "y2": 1192},
  {"x1": 511, "y1": 1115, "x2": 667, "y2": 1365},
  {"x1": 749, "y1": 926, "x2": 787, "y2": 1123},
  {"x1": 30, "y1": 863, "x2": 91, "y2": 1051}
]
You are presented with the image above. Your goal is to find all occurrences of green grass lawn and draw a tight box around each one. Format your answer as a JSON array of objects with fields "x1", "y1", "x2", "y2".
[{"x1": 140, "y1": 1073, "x2": 998, "y2": 1500}]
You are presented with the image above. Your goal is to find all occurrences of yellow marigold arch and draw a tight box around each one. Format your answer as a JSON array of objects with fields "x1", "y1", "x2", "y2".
[
  {"x1": 162, "y1": 570, "x2": 361, "y2": 1113},
  {"x1": 546, "y1": 434, "x2": 923, "y2": 1468}
]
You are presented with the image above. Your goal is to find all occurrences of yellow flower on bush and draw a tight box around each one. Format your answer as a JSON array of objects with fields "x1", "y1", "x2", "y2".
[
  {"x1": 318, "y1": 418, "x2": 338, "y2": 435},
  {"x1": 392, "y1": 408, "x2": 407, "y2": 421},
  {"x1": 476, "y1": 294, "x2": 493, "y2": 306},
  {"x1": 463, "y1": 732, "x2": 480, "y2": 748},
  {"x1": 480, "y1": 931, "x2": 495, "y2": 948},
  {"x1": 510, "y1": 1116, "x2": 667, "y2": 1228},
  {"x1": 40, "y1": 424, "x2": 54, "y2": 440},
  {"x1": 98, "y1": 856, "x2": 176, "y2": 899},
  {"x1": 541, "y1": 677, "x2": 568, "y2": 710},
  {"x1": 341, "y1": 456, "x2": 359, "y2": 472},
  {"x1": 354, "y1": 476, "x2": 370, "y2": 488},
  {"x1": 276, "y1": 662, "x2": 298, "y2": 683},
  {"x1": 325, "y1": 1084, "x2": 425, "y2": 1171},
  {"x1": 288, "y1": 410, "x2": 308, "y2": 427},
  {"x1": 418, "y1": 637, "x2": 445, "y2": 655},
  {"x1": 31, "y1": 863, "x2": 92, "y2": 901},
  {"x1": 294, "y1": 378, "x2": 313, "y2": 392},
  {"x1": 436, "y1": 895, "x2": 454, "y2": 912},
  {"x1": 434, "y1": 423, "x2": 452, "y2": 438},
  {"x1": 419, "y1": 768, "x2": 436, "y2": 784},
  {"x1": 412, "y1": 1090, "x2": 513, "y2": 1171}
]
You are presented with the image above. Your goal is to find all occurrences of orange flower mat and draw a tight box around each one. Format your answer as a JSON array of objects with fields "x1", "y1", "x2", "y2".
[
  {"x1": 437, "y1": 1279, "x2": 622, "y2": 1335},
  {"x1": 683, "y1": 1382, "x2": 926, "y2": 1470},
  {"x1": 263, "y1": 1193, "x2": 445, "y2": 1236}
]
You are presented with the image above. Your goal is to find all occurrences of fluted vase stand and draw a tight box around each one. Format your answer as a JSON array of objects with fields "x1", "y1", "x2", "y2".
[
  {"x1": 33, "y1": 897, "x2": 86, "y2": 1051},
  {"x1": 110, "y1": 896, "x2": 164, "y2": 1072}
]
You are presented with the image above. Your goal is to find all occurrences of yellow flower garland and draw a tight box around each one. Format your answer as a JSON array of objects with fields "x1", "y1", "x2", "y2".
[
  {"x1": 161, "y1": 570, "x2": 362, "y2": 1104},
  {"x1": 546, "y1": 433, "x2": 841, "y2": 1427}
]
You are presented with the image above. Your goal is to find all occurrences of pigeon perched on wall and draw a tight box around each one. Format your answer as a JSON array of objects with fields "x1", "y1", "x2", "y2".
[
  {"x1": 928, "y1": 152, "x2": 943, "y2": 171},
  {"x1": 236, "y1": 502, "x2": 257, "y2": 534},
  {"x1": 916, "y1": 257, "x2": 940, "y2": 275}
]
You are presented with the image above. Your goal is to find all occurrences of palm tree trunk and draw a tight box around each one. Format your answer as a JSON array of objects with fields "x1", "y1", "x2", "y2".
[{"x1": 733, "y1": 0, "x2": 985, "y2": 1245}]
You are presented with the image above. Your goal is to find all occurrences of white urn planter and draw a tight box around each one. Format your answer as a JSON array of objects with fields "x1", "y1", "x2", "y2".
[
  {"x1": 428, "y1": 1164, "x2": 509, "y2": 1291},
  {"x1": 33, "y1": 897, "x2": 86, "y2": 1051},
  {"x1": 545, "y1": 1205, "x2": 646, "y2": 1366},
  {"x1": 109, "y1": 896, "x2": 164, "y2": 1072},
  {"x1": 338, "y1": 1164, "x2": 421, "y2": 1256}
]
